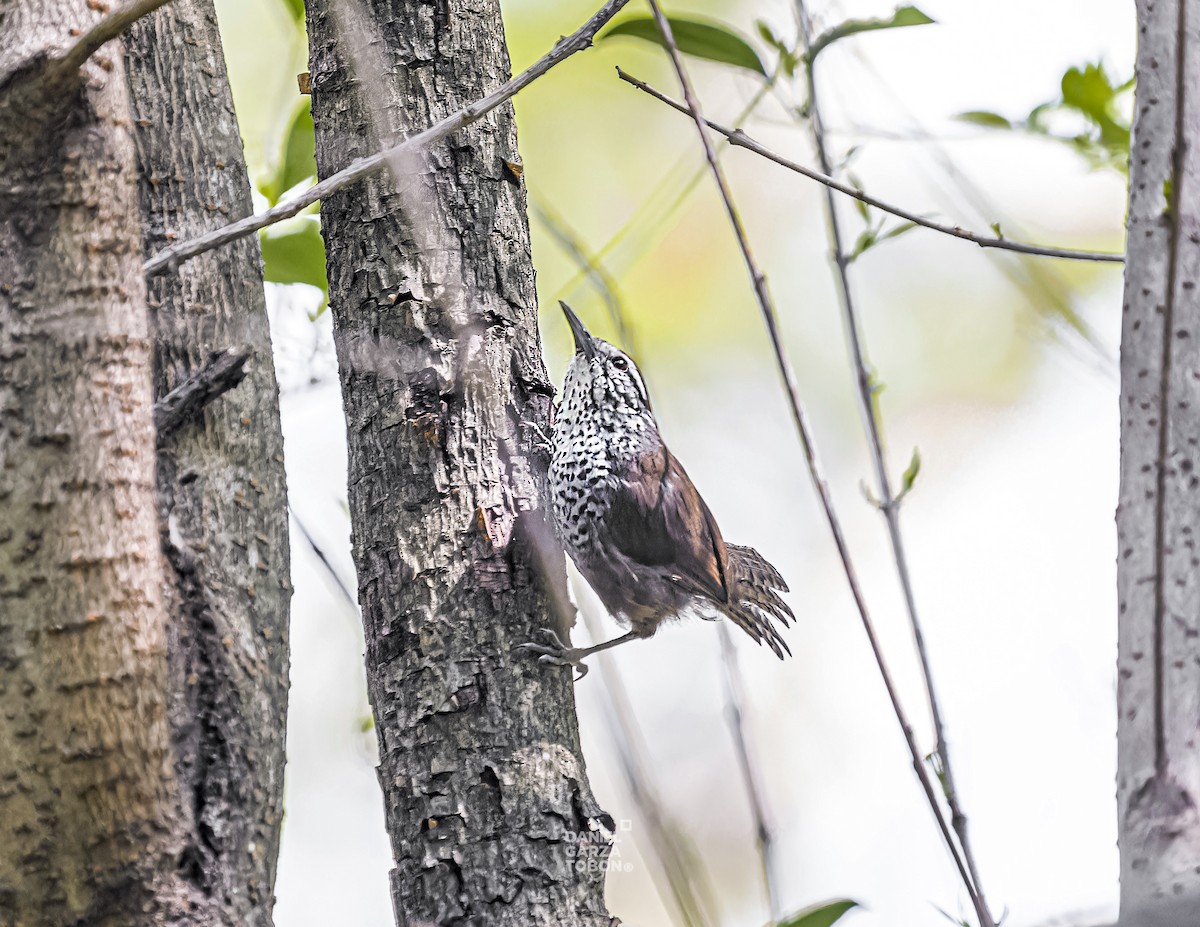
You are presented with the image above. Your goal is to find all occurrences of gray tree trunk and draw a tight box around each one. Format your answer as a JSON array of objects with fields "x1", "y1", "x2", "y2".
[
  {"x1": 126, "y1": 2, "x2": 291, "y2": 923},
  {"x1": 304, "y1": 1, "x2": 615, "y2": 924},
  {"x1": 0, "y1": 8, "x2": 181, "y2": 924},
  {"x1": 1118, "y1": 1, "x2": 1200, "y2": 925},
  {"x1": 0, "y1": 4, "x2": 288, "y2": 925}
]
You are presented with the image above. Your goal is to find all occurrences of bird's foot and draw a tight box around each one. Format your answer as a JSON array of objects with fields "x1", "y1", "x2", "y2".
[
  {"x1": 515, "y1": 628, "x2": 590, "y2": 680},
  {"x1": 519, "y1": 419, "x2": 554, "y2": 455}
]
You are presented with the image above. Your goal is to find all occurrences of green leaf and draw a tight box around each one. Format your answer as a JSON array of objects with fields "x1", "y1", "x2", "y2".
[
  {"x1": 755, "y1": 20, "x2": 783, "y2": 50},
  {"x1": 602, "y1": 16, "x2": 767, "y2": 77},
  {"x1": 956, "y1": 110, "x2": 1012, "y2": 129},
  {"x1": 846, "y1": 171, "x2": 870, "y2": 222},
  {"x1": 779, "y1": 899, "x2": 860, "y2": 927},
  {"x1": 755, "y1": 19, "x2": 798, "y2": 76},
  {"x1": 279, "y1": 100, "x2": 317, "y2": 197},
  {"x1": 807, "y1": 6, "x2": 934, "y2": 63},
  {"x1": 849, "y1": 220, "x2": 915, "y2": 261},
  {"x1": 899, "y1": 447, "x2": 921, "y2": 497},
  {"x1": 848, "y1": 227, "x2": 878, "y2": 261},
  {"x1": 877, "y1": 220, "x2": 918, "y2": 245},
  {"x1": 1060, "y1": 63, "x2": 1118, "y2": 123},
  {"x1": 279, "y1": 0, "x2": 305, "y2": 22},
  {"x1": 262, "y1": 99, "x2": 317, "y2": 205},
  {"x1": 260, "y1": 218, "x2": 328, "y2": 297}
]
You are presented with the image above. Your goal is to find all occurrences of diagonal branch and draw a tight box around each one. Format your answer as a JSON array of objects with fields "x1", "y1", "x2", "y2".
[
  {"x1": 792, "y1": 1, "x2": 995, "y2": 923},
  {"x1": 641, "y1": 0, "x2": 988, "y2": 920},
  {"x1": 616, "y1": 69, "x2": 1124, "y2": 265},
  {"x1": 56, "y1": 0, "x2": 175, "y2": 77},
  {"x1": 143, "y1": 0, "x2": 632, "y2": 276}
]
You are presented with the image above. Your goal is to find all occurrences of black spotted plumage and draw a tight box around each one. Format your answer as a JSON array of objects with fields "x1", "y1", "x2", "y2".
[{"x1": 521, "y1": 303, "x2": 794, "y2": 674}]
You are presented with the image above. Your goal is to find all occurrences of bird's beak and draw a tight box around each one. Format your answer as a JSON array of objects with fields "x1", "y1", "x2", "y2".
[{"x1": 560, "y1": 301, "x2": 598, "y2": 360}]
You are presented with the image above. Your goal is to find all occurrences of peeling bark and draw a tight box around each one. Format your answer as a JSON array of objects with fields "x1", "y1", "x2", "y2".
[
  {"x1": 304, "y1": 1, "x2": 615, "y2": 924},
  {"x1": 1118, "y1": 1, "x2": 1200, "y2": 924},
  {"x1": 126, "y1": 3, "x2": 292, "y2": 923}
]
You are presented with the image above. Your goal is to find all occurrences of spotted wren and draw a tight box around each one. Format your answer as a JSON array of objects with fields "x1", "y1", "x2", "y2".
[{"x1": 520, "y1": 303, "x2": 794, "y2": 674}]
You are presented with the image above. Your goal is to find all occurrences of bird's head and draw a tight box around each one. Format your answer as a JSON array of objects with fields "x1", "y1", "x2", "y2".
[{"x1": 558, "y1": 302, "x2": 652, "y2": 423}]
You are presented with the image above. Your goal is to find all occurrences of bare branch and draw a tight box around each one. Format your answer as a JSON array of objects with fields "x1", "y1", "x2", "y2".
[
  {"x1": 153, "y1": 347, "x2": 249, "y2": 444},
  {"x1": 795, "y1": 1, "x2": 997, "y2": 923},
  {"x1": 616, "y1": 69, "x2": 1124, "y2": 266},
  {"x1": 641, "y1": 0, "x2": 988, "y2": 918},
  {"x1": 288, "y1": 505, "x2": 358, "y2": 611},
  {"x1": 143, "y1": 0, "x2": 632, "y2": 276},
  {"x1": 56, "y1": 0, "x2": 175, "y2": 77},
  {"x1": 717, "y1": 625, "x2": 781, "y2": 922}
]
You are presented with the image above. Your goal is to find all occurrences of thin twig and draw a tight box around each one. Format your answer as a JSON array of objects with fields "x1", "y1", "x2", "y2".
[
  {"x1": 717, "y1": 625, "x2": 781, "y2": 923},
  {"x1": 616, "y1": 69, "x2": 1124, "y2": 266},
  {"x1": 642, "y1": 0, "x2": 984, "y2": 916},
  {"x1": 143, "y1": 0, "x2": 632, "y2": 276},
  {"x1": 555, "y1": 64, "x2": 785, "y2": 299},
  {"x1": 153, "y1": 347, "x2": 249, "y2": 444},
  {"x1": 792, "y1": 2, "x2": 995, "y2": 924},
  {"x1": 578, "y1": 605, "x2": 719, "y2": 927},
  {"x1": 56, "y1": 0, "x2": 174, "y2": 76},
  {"x1": 288, "y1": 504, "x2": 358, "y2": 610}
]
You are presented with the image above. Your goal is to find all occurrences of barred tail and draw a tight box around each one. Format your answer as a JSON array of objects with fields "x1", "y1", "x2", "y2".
[{"x1": 722, "y1": 544, "x2": 794, "y2": 659}]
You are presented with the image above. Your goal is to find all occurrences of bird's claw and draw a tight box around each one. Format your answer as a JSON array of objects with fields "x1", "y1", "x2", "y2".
[
  {"x1": 519, "y1": 419, "x2": 554, "y2": 455},
  {"x1": 515, "y1": 628, "x2": 590, "y2": 680}
]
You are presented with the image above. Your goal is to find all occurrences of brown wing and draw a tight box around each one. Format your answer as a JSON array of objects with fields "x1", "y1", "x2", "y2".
[{"x1": 604, "y1": 444, "x2": 730, "y2": 604}]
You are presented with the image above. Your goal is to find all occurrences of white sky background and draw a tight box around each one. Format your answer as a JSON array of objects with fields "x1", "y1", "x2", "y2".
[{"x1": 260, "y1": 1, "x2": 1136, "y2": 925}]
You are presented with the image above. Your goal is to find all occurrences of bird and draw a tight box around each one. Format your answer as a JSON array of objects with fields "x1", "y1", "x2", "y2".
[{"x1": 520, "y1": 302, "x2": 794, "y2": 675}]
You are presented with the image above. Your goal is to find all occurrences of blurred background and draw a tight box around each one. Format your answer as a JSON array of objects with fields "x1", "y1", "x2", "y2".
[{"x1": 209, "y1": 0, "x2": 1132, "y2": 924}]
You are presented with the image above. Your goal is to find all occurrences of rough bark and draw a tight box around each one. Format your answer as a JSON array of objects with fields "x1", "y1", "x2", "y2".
[
  {"x1": 304, "y1": 1, "x2": 615, "y2": 924},
  {"x1": 126, "y1": 3, "x2": 292, "y2": 924},
  {"x1": 0, "y1": 7, "x2": 180, "y2": 924},
  {"x1": 1117, "y1": 1, "x2": 1200, "y2": 924}
]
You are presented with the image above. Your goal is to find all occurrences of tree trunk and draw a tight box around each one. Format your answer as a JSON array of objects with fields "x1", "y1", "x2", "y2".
[
  {"x1": 304, "y1": 2, "x2": 615, "y2": 924},
  {"x1": 0, "y1": 4, "x2": 288, "y2": 923},
  {"x1": 126, "y1": 2, "x2": 291, "y2": 924},
  {"x1": 1117, "y1": 1, "x2": 1200, "y2": 924},
  {"x1": 0, "y1": 9, "x2": 180, "y2": 924}
]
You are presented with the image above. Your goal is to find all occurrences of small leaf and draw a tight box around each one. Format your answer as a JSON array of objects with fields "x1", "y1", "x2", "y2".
[
  {"x1": 260, "y1": 218, "x2": 328, "y2": 298},
  {"x1": 1060, "y1": 63, "x2": 1117, "y2": 123},
  {"x1": 848, "y1": 227, "x2": 878, "y2": 261},
  {"x1": 274, "y1": 99, "x2": 317, "y2": 205},
  {"x1": 932, "y1": 905, "x2": 972, "y2": 927},
  {"x1": 807, "y1": 6, "x2": 934, "y2": 63},
  {"x1": 990, "y1": 221, "x2": 1005, "y2": 239},
  {"x1": 956, "y1": 110, "x2": 1012, "y2": 129},
  {"x1": 779, "y1": 899, "x2": 860, "y2": 927},
  {"x1": 833, "y1": 144, "x2": 862, "y2": 174},
  {"x1": 602, "y1": 16, "x2": 767, "y2": 77},
  {"x1": 876, "y1": 220, "x2": 918, "y2": 245},
  {"x1": 845, "y1": 170, "x2": 870, "y2": 222},
  {"x1": 899, "y1": 447, "x2": 921, "y2": 497},
  {"x1": 755, "y1": 19, "x2": 798, "y2": 76}
]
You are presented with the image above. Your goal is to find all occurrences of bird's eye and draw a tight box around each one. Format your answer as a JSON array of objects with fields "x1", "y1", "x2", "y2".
[{"x1": 611, "y1": 356, "x2": 628, "y2": 371}]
